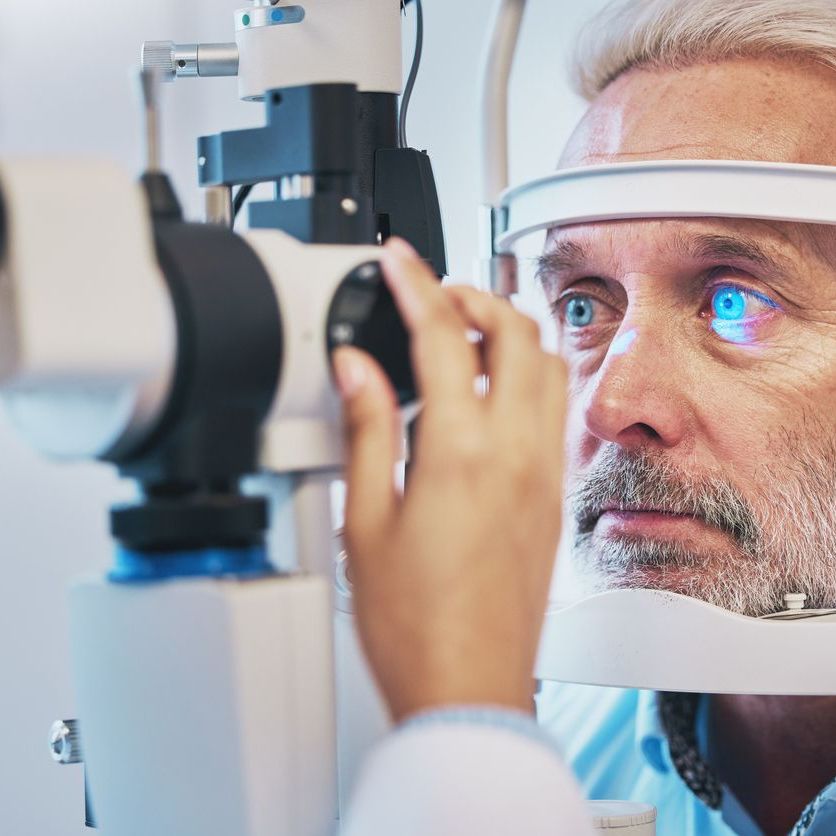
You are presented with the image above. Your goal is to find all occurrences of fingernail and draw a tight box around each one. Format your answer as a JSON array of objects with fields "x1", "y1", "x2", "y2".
[
  {"x1": 333, "y1": 348, "x2": 367, "y2": 398},
  {"x1": 385, "y1": 236, "x2": 419, "y2": 259},
  {"x1": 378, "y1": 254, "x2": 422, "y2": 325}
]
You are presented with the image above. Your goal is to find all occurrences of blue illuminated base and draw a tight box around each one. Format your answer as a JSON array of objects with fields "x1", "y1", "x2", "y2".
[{"x1": 109, "y1": 545, "x2": 274, "y2": 583}]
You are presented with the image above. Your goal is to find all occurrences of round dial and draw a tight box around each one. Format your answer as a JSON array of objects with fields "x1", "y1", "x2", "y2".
[{"x1": 326, "y1": 261, "x2": 416, "y2": 406}]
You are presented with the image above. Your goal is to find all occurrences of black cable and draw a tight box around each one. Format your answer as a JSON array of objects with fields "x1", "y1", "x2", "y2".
[
  {"x1": 398, "y1": 0, "x2": 423, "y2": 148},
  {"x1": 232, "y1": 183, "x2": 254, "y2": 223}
]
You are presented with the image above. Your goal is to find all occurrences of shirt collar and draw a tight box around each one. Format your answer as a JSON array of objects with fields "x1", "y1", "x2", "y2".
[
  {"x1": 634, "y1": 689, "x2": 673, "y2": 774},
  {"x1": 635, "y1": 691, "x2": 764, "y2": 835}
]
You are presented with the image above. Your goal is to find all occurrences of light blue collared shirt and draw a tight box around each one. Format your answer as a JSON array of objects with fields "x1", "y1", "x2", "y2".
[{"x1": 537, "y1": 683, "x2": 836, "y2": 836}]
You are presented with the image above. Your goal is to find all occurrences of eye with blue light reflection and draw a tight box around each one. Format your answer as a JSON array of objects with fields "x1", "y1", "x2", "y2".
[
  {"x1": 709, "y1": 285, "x2": 778, "y2": 345},
  {"x1": 560, "y1": 284, "x2": 779, "y2": 348},
  {"x1": 565, "y1": 295, "x2": 594, "y2": 327}
]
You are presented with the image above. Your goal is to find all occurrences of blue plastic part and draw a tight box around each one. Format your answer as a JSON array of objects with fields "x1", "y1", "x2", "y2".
[{"x1": 109, "y1": 545, "x2": 274, "y2": 583}]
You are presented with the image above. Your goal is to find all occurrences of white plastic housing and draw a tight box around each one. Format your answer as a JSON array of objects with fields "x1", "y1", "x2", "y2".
[
  {"x1": 0, "y1": 159, "x2": 176, "y2": 458},
  {"x1": 236, "y1": 0, "x2": 403, "y2": 100},
  {"x1": 536, "y1": 589, "x2": 836, "y2": 694},
  {"x1": 245, "y1": 230, "x2": 382, "y2": 473},
  {"x1": 70, "y1": 576, "x2": 337, "y2": 836},
  {"x1": 495, "y1": 160, "x2": 836, "y2": 253}
]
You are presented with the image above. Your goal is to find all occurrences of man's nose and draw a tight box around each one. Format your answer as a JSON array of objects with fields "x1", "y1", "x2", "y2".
[{"x1": 582, "y1": 322, "x2": 691, "y2": 449}]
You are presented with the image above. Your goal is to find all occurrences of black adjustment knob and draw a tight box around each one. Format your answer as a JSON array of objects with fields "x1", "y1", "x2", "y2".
[{"x1": 326, "y1": 261, "x2": 416, "y2": 406}]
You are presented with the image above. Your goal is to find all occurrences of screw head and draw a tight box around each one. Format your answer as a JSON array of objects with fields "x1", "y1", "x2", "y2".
[
  {"x1": 356, "y1": 263, "x2": 379, "y2": 282},
  {"x1": 331, "y1": 323, "x2": 355, "y2": 344},
  {"x1": 341, "y1": 198, "x2": 359, "y2": 217}
]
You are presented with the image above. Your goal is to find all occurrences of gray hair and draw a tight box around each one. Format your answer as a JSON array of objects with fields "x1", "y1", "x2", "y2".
[{"x1": 573, "y1": 0, "x2": 836, "y2": 101}]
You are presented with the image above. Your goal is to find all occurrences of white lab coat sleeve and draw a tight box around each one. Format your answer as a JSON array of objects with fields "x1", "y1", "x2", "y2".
[{"x1": 341, "y1": 708, "x2": 595, "y2": 835}]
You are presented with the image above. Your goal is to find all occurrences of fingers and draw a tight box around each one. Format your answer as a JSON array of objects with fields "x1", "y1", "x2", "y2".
[
  {"x1": 379, "y1": 239, "x2": 481, "y2": 418},
  {"x1": 445, "y1": 284, "x2": 546, "y2": 413},
  {"x1": 542, "y1": 352, "x2": 568, "y2": 439},
  {"x1": 333, "y1": 346, "x2": 400, "y2": 546},
  {"x1": 541, "y1": 350, "x2": 569, "y2": 482}
]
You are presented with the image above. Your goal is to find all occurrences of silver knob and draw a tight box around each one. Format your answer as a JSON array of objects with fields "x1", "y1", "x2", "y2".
[
  {"x1": 141, "y1": 41, "x2": 238, "y2": 81},
  {"x1": 49, "y1": 719, "x2": 83, "y2": 765},
  {"x1": 140, "y1": 41, "x2": 177, "y2": 82}
]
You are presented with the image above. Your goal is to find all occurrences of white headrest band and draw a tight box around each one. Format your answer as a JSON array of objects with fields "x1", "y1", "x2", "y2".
[{"x1": 494, "y1": 160, "x2": 836, "y2": 253}]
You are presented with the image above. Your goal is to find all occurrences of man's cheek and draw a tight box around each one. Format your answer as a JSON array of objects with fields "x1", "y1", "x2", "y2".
[
  {"x1": 562, "y1": 396, "x2": 595, "y2": 474},
  {"x1": 725, "y1": 368, "x2": 834, "y2": 438}
]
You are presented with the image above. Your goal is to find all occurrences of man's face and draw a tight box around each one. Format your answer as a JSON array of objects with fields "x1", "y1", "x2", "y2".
[{"x1": 542, "y1": 58, "x2": 836, "y2": 616}]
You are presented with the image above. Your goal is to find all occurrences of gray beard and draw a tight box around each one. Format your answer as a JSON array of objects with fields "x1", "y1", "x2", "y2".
[{"x1": 569, "y1": 427, "x2": 836, "y2": 617}]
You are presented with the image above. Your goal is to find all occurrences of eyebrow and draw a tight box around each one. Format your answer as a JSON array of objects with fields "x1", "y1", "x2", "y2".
[
  {"x1": 689, "y1": 233, "x2": 795, "y2": 278},
  {"x1": 535, "y1": 231, "x2": 798, "y2": 288},
  {"x1": 535, "y1": 240, "x2": 589, "y2": 287}
]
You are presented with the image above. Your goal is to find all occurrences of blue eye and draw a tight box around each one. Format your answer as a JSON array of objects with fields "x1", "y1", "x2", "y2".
[
  {"x1": 709, "y1": 284, "x2": 778, "y2": 344},
  {"x1": 711, "y1": 285, "x2": 777, "y2": 320},
  {"x1": 712, "y1": 287, "x2": 747, "y2": 320},
  {"x1": 565, "y1": 295, "x2": 595, "y2": 327}
]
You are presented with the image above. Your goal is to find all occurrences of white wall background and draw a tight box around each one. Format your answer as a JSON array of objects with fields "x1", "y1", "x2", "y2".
[{"x1": 0, "y1": 0, "x2": 607, "y2": 831}]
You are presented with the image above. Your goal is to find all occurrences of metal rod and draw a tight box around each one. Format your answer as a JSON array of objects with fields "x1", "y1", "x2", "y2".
[
  {"x1": 196, "y1": 43, "x2": 239, "y2": 78},
  {"x1": 479, "y1": 0, "x2": 527, "y2": 205},
  {"x1": 139, "y1": 69, "x2": 162, "y2": 173},
  {"x1": 204, "y1": 185, "x2": 233, "y2": 226},
  {"x1": 292, "y1": 470, "x2": 341, "y2": 579},
  {"x1": 140, "y1": 41, "x2": 239, "y2": 81}
]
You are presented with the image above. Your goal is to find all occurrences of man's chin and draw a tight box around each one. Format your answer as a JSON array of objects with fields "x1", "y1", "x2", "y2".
[
  {"x1": 594, "y1": 563, "x2": 719, "y2": 600},
  {"x1": 574, "y1": 531, "x2": 753, "y2": 612}
]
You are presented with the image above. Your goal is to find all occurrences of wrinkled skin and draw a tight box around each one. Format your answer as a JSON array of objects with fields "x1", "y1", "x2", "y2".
[
  {"x1": 547, "y1": 213, "x2": 836, "y2": 614},
  {"x1": 540, "y1": 57, "x2": 836, "y2": 835}
]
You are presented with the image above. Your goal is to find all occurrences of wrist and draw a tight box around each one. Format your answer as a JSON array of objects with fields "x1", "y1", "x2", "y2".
[
  {"x1": 393, "y1": 704, "x2": 562, "y2": 759},
  {"x1": 385, "y1": 683, "x2": 536, "y2": 724}
]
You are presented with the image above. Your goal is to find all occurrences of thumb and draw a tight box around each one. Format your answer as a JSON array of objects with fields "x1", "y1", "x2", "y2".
[{"x1": 333, "y1": 346, "x2": 400, "y2": 547}]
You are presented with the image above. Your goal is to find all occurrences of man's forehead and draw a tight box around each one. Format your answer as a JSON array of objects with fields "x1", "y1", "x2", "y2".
[
  {"x1": 539, "y1": 217, "x2": 835, "y2": 288},
  {"x1": 560, "y1": 58, "x2": 836, "y2": 170},
  {"x1": 544, "y1": 218, "x2": 803, "y2": 264},
  {"x1": 535, "y1": 56, "x2": 836, "y2": 284}
]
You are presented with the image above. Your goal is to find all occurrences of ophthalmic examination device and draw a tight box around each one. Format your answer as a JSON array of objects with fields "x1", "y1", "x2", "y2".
[{"x1": 3, "y1": 2, "x2": 442, "y2": 832}]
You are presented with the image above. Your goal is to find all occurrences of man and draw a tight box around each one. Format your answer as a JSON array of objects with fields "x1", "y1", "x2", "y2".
[
  {"x1": 340, "y1": 1, "x2": 836, "y2": 834},
  {"x1": 533, "y1": 1, "x2": 836, "y2": 834}
]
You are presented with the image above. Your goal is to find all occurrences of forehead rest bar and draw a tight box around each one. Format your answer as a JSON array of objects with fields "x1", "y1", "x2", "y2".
[{"x1": 494, "y1": 159, "x2": 836, "y2": 253}]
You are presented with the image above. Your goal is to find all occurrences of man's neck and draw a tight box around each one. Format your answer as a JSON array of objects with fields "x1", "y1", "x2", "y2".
[{"x1": 707, "y1": 695, "x2": 836, "y2": 836}]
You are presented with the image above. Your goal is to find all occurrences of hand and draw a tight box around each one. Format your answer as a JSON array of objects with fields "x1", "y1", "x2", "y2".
[{"x1": 333, "y1": 238, "x2": 567, "y2": 723}]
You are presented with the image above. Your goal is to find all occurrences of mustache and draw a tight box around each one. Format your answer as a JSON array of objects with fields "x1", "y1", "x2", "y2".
[{"x1": 570, "y1": 447, "x2": 761, "y2": 549}]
